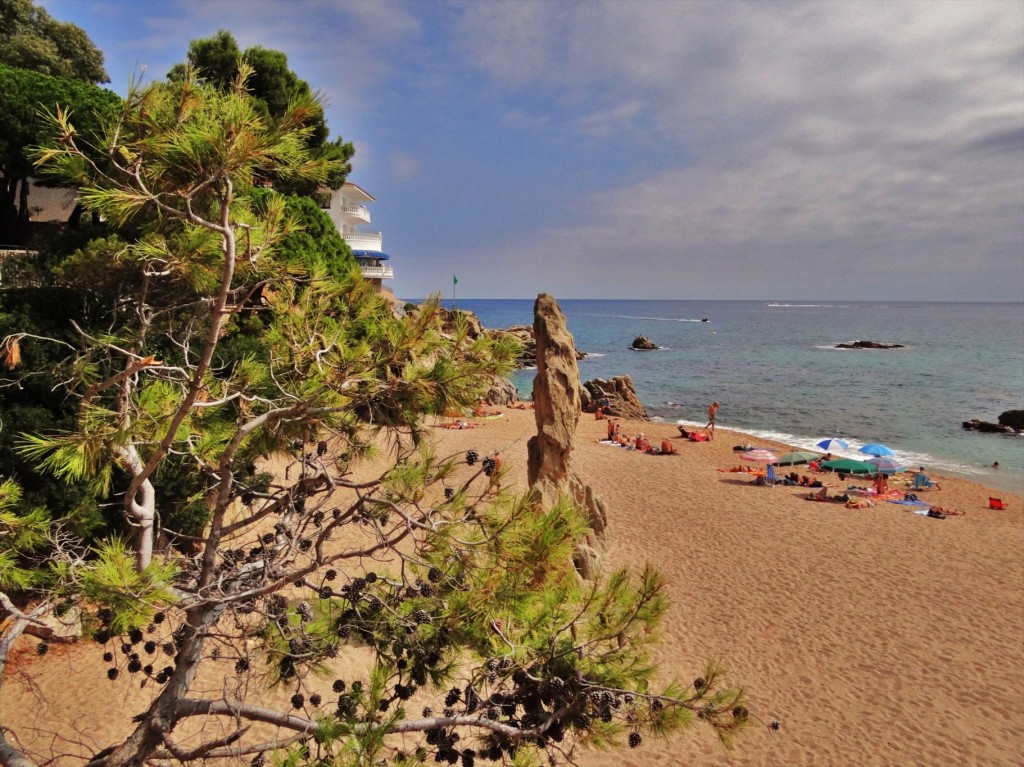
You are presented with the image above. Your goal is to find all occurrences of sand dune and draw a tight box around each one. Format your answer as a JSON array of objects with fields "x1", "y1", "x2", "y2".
[{"x1": 3, "y1": 407, "x2": 1022, "y2": 766}]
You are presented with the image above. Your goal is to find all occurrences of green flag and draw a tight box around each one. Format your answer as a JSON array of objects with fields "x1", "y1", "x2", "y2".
[{"x1": 453, "y1": 274, "x2": 458, "y2": 285}]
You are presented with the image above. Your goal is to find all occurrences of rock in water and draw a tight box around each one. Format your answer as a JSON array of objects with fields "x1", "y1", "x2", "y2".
[
  {"x1": 999, "y1": 409, "x2": 1024, "y2": 431},
  {"x1": 631, "y1": 335, "x2": 658, "y2": 350},
  {"x1": 834, "y1": 340, "x2": 905, "y2": 349},
  {"x1": 526, "y1": 294, "x2": 607, "y2": 579},
  {"x1": 962, "y1": 410, "x2": 1024, "y2": 434}
]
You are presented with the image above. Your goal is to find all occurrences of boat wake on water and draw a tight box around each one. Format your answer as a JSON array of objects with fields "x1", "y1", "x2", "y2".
[{"x1": 568, "y1": 313, "x2": 707, "y2": 323}]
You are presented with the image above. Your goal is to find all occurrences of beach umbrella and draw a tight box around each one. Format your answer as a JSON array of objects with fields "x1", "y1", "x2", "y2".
[
  {"x1": 739, "y1": 448, "x2": 778, "y2": 463},
  {"x1": 859, "y1": 443, "x2": 895, "y2": 457},
  {"x1": 775, "y1": 450, "x2": 821, "y2": 466},
  {"x1": 821, "y1": 458, "x2": 877, "y2": 475},
  {"x1": 867, "y1": 456, "x2": 905, "y2": 475},
  {"x1": 816, "y1": 438, "x2": 849, "y2": 452}
]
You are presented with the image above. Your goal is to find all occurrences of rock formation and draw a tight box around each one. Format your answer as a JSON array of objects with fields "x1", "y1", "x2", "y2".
[
  {"x1": 483, "y1": 376, "x2": 519, "y2": 406},
  {"x1": 962, "y1": 410, "x2": 1024, "y2": 434},
  {"x1": 631, "y1": 335, "x2": 658, "y2": 350},
  {"x1": 492, "y1": 324, "x2": 586, "y2": 369},
  {"x1": 999, "y1": 409, "x2": 1024, "y2": 431},
  {"x1": 526, "y1": 294, "x2": 608, "y2": 579},
  {"x1": 834, "y1": 340, "x2": 905, "y2": 349},
  {"x1": 580, "y1": 376, "x2": 649, "y2": 420},
  {"x1": 437, "y1": 307, "x2": 486, "y2": 339}
]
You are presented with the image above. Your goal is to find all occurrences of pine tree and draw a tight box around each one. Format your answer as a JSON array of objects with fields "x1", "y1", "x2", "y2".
[{"x1": 0, "y1": 67, "x2": 752, "y2": 767}]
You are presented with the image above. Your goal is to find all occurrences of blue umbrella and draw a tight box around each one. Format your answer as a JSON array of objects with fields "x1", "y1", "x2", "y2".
[
  {"x1": 816, "y1": 438, "x2": 849, "y2": 452},
  {"x1": 859, "y1": 443, "x2": 895, "y2": 457}
]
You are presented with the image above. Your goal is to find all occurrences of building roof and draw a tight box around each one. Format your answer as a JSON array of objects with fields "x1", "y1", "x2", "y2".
[
  {"x1": 341, "y1": 182, "x2": 375, "y2": 202},
  {"x1": 351, "y1": 250, "x2": 390, "y2": 260}
]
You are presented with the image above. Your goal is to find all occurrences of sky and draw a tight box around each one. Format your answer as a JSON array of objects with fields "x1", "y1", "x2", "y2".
[{"x1": 40, "y1": 0, "x2": 1024, "y2": 301}]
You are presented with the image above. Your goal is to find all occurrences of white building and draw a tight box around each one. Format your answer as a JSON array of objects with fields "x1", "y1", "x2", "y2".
[{"x1": 321, "y1": 182, "x2": 393, "y2": 291}]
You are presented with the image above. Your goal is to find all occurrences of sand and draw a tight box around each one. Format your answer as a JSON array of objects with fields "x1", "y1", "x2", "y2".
[{"x1": 3, "y1": 408, "x2": 1022, "y2": 766}]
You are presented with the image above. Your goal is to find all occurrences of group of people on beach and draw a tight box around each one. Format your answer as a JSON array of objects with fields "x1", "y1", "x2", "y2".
[{"x1": 604, "y1": 417, "x2": 677, "y2": 455}]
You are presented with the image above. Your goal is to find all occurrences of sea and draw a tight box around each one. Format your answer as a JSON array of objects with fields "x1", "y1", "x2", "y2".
[{"x1": 415, "y1": 299, "x2": 1024, "y2": 495}]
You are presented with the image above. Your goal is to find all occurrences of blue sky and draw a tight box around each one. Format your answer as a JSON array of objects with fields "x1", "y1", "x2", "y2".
[{"x1": 41, "y1": 0, "x2": 1024, "y2": 301}]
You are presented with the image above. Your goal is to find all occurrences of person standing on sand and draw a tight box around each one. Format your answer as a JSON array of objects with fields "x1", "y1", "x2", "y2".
[
  {"x1": 489, "y1": 450, "x2": 504, "y2": 490},
  {"x1": 705, "y1": 401, "x2": 719, "y2": 440}
]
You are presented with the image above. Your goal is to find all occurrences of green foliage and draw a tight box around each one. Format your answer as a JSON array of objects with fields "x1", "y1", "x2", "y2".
[
  {"x1": 250, "y1": 189, "x2": 356, "y2": 278},
  {"x1": 77, "y1": 536, "x2": 177, "y2": 633},
  {"x1": 167, "y1": 29, "x2": 354, "y2": 192},
  {"x1": 0, "y1": 51, "x2": 753, "y2": 767},
  {"x1": 0, "y1": 62, "x2": 121, "y2": 240},
  {"x1": 0, "y1": 477, "x2": 50, "y2": 589},
  {"x1": 0, "y1": 0, "x2": 108, "y2": 83}
]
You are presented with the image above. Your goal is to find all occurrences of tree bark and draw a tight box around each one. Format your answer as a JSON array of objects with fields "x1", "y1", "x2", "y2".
[{"x1": 94, "y1": 604, "x2": 223, "y2": 767}]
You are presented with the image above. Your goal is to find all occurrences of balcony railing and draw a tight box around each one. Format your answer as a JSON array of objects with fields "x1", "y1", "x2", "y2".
[
  {"x1": 338, "y1": 204, "x2": 371, "y2": 223},
  {"x1": 343, "y1": 231, "x2": 382, "y2": 250},
  {"x1": 360, "y1": 264, "x2": 394, "y2": 280}
]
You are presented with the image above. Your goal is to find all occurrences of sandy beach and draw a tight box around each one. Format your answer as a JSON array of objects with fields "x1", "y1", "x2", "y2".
[
  {"x1": 3, "y1": 407, "x2": 1022, "y2": 766},
  {"x1": 416, "y1": 409, "x2": 1024, "y2": 766}
]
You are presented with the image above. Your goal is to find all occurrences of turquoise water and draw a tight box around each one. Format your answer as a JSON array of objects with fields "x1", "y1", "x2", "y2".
[{"x1": 425, "y1": 299, "x2": 1024, "y2": 495}]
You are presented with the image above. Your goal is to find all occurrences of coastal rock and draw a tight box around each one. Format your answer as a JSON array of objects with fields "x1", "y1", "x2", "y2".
[
  {"x1": 494, "y1": 325, "x2": 537, "y2": 368},
  {"x1": 526, "y1": 293, "x2": 607, "y2": 579},
  {"x1": 580, "y1": 376, "x2": 649, "y2": 421},
  {"x1": 834, "y1": 340, "x2": 905, "y2": 349},
  {"x1": 491, "y1": 323, "x2": 586, "y2": 369},
  {"x1": 483, "y1": 375, "x2": 519, "y2": 406},
  {"x1": 999, "y1": 409, "x2": 1024, "y2": 431},
  {"x1": 961, "y1": 410, "x2": 1023, "y2": 434},
  {"x1": 631, "y1": 335, "x2": 658, "y2": 350},
  {"x1": 438, "y1": 307, "x2": 486, "y2": 339}
]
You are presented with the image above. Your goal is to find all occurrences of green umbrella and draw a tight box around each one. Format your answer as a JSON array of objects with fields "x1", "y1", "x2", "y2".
[
  {"x1": 821, "y1": 458, "x2": 877, "y2": 475},
  {"x1": 775, "y1": 451, "x2": 822, "y2": 466}
]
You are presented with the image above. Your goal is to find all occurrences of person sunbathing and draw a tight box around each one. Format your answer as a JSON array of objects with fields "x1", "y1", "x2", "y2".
[
  {"x1": 634, "y1": 433, "x2": 652, "y2": 452},
  {"x1": 660, "y1": 439, "x2": 677, "y2": 455},
  {"x1": 473, "y1": 401, "x2": 501, "y2": 417}
]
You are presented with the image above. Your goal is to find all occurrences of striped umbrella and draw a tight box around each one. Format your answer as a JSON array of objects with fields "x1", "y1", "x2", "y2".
[
  {"x1": 816, "y1": 438, "x2": 849, "y2": 452},
  {"x1": 740, "y1": 448, "x2": 779, "y2": 464},
  {"x1": 868, "y1": 456, "x2": 905, "y2": 475}
]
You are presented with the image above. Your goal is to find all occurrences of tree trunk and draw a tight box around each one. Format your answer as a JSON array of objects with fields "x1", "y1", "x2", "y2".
[{"x1": 95, "y1": 605, "x2": 222, "y2": 767}]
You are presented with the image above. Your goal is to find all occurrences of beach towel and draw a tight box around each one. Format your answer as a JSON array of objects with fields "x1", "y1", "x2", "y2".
[{"x1": 888, "y1": 500, "x2": 931, "y2": 507}]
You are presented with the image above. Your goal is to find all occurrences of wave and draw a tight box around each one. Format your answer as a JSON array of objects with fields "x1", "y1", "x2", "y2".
[
  {"x1": 569, "y1": 312, "x2": 706, "y2": 323},
  {"x1": 815, "y1": 343, "x2": 914, "y2": 351}
]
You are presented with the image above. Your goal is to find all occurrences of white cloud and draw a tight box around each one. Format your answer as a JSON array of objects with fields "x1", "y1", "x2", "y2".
[
  {"x1": 388, "y1": 149, "x2": 421, "y2": 182},
  {"x1": 447, "y1": 0, "x2": 1024, "y2": 299}
]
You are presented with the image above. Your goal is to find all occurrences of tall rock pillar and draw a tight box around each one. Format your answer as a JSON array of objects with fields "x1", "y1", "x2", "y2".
[{"x1": 526, "y1": 294, "x2": 607, "y2": 578}]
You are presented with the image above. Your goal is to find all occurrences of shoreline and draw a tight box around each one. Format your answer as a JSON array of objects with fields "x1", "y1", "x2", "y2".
[{"x1": 660, "y1": 416, "x2": 1022, "y2": 496}]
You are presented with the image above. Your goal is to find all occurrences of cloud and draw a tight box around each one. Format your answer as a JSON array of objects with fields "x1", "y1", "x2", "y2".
[
  {"x1": 446, "y1": 0, "x2": 1024, "y2": 299},
  {"x1": 388, "y1": 149, "x2": 421, "y2": 182}
]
